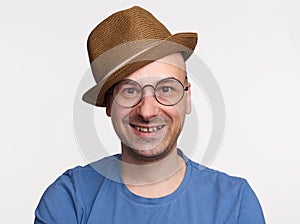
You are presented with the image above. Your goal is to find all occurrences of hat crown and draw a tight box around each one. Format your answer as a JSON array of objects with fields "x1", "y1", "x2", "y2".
[
  {"x1": 83, "y1": 6, "x2": 197, "y2": 107},
  {"x1": 87, "y1": 6, "x2": 171, "y2": 63}
]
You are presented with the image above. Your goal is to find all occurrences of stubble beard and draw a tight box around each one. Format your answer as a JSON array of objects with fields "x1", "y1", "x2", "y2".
[
  {"x1": 121, "y1": 124, "x2": 182, "y2": 162},
  {"x1": 113, "y1": 110, "x2": 184, "y2": 162}
]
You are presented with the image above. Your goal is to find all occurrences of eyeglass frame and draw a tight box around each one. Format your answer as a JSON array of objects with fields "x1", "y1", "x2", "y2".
[{"x1": 107, "y1": 77, "x2": 189, "y2": 108}]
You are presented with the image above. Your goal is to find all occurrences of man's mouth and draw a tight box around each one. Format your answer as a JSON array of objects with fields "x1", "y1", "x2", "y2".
[{"x1": 131, "y1": 124, "x2": 165, "y2": 133}]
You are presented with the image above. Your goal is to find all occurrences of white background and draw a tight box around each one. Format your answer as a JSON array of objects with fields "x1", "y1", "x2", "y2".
[{"x1": 1, "y1": 0, "x2": 299, "y2": 223}]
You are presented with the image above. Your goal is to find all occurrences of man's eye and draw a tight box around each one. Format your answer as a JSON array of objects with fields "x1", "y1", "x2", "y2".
[
  {"x1": 122, "y1": 88, "x2": 138, "y2": 95},
  {"x1": 158, "y1": 86, "x2": 173, "y2": 94},
  {"x1": 162, "y1": 86, "x2": 171, "y2": 92}
]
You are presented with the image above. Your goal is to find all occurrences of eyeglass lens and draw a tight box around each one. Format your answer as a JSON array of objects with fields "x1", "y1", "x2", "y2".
[{"x1": 112, "y1": 78, "x2": 186, "y2": 107}]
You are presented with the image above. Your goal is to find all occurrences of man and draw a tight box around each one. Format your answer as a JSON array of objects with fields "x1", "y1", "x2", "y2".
[{"x1": 35, "y1": 6, "x2": 265, "y2": 223}]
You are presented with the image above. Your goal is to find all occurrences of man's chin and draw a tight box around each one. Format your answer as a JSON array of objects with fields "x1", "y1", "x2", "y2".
[{"x1": 124, "y1": 144, "x2": 173, "y2": 162}]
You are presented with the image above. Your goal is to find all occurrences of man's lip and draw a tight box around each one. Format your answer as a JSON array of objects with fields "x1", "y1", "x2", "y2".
[{"x1": 129, "y1": 124, "x2": 165, "y2": 133}]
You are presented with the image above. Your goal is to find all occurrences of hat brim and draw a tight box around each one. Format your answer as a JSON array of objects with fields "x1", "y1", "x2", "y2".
[{"x1": 82, "y1": 32, "x2": 197, "y2": 107}]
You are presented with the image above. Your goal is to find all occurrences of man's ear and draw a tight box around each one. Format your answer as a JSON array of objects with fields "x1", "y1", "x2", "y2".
[
  {"x1": 186, "y1": 82, "x2": 191, "y2": 114},
  {"x1": 106, "y1": 95, "x2": 112, "y2": 117}
]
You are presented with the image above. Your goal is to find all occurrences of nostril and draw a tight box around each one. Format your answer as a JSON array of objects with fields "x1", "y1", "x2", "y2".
[{"x1": 135, "y1": 96, "x2": 160, "y2": 120}]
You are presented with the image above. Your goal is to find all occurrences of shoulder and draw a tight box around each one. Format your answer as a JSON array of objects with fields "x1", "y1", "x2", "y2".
[
  {"x1": 186, "y1": 159, "x2": 255, "y2": 202},
  {"x1": 186, "y1": 159, "x2": 265, "y2": 223},
  {"x1": 57, "y1": 154, "x2": 121, "y2": 185},
  {"x1": 38, "y1": 154, "x2": 121, "y2": 198},
  {"x1": 188, "y1": 159, "x2": 248, "y2": 186},
  {"x1": 35, "y1": 155, "x2": 120, "y2": 223}
]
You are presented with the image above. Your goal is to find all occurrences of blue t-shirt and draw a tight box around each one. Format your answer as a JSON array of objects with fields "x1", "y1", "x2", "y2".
[{"x1": 35, "y1": 153, "x2": 265, "y2": 223}]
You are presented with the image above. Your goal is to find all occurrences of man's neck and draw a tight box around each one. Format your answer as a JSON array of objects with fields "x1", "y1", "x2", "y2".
[{"x1": 120, "y1": 147, "x2": 186, "y2": 197}]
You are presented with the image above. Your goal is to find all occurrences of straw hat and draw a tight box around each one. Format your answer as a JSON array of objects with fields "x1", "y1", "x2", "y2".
[{"x1": 82, "y1": 6, "x2": 198, "y2": 107}]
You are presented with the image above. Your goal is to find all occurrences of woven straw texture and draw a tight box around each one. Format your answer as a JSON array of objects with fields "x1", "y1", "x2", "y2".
[{"x1": 83, "y1": 6, "x2": 198, "y2": 107}]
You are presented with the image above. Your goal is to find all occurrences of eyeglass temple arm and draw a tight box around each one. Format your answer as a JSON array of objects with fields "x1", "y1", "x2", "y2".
[{"x1": 184, "y1": 76, "x2": 189, "y2": 91}]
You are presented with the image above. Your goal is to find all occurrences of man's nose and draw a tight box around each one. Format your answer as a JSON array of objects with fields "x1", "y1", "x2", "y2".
[{"x1": 135, "y1": 87, "x2": 160, "y2": 120}]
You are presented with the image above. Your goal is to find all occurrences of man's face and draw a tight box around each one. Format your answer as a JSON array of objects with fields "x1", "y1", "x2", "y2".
[{"x1": 106, "y1": 53, "x2": 191, "y2": 161}]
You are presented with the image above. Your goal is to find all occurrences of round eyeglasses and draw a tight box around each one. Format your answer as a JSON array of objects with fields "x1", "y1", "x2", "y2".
[{"x1": 111, "y1": 77, "x2": 188, "y2": 108}]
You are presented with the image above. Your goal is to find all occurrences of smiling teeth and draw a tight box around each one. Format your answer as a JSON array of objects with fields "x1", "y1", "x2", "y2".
[{"x1": 134, "y1": 125, "x2": 164, "y2": 133}]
